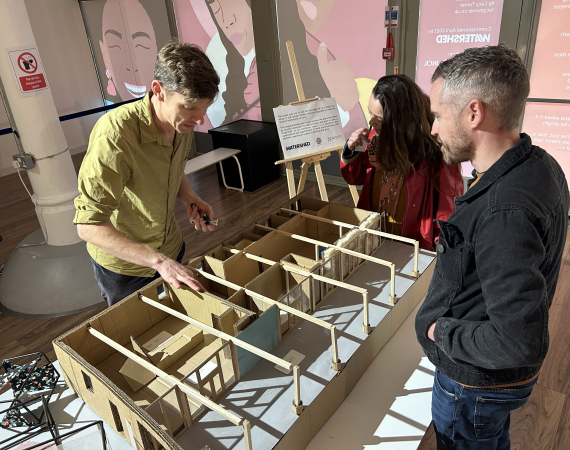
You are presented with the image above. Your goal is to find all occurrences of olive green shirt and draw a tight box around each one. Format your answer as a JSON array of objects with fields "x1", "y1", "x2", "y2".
[{"x1": 74, "y1": 92, "x2": 192, "y2": 276}]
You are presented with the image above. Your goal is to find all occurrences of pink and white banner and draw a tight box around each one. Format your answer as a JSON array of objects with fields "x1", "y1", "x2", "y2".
[{"x1": 415, "y1": 0, "x2": 504, "y2": 177}]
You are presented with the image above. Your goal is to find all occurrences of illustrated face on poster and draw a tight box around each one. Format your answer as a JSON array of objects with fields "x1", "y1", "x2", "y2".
[
  {"x1": 99, "y1": 0, "x2": 157, "y2": 100},
  {"x1": 81, "y1": 0, "x2": 171, "y2": 104},
  {"x1": 276, "y1": 0, "x2": 388, "y2": 139},
  {"x1": 172, "y1": 0, "x2": 261, "y2": 131},
  {"x1": 207, "y1": 0, "x2": 254, "y2": 57}
]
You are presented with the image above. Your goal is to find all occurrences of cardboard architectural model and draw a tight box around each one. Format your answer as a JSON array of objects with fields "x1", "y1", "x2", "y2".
[{"x1": 53, "y1": 194, "x2": 435, "y2": 450}]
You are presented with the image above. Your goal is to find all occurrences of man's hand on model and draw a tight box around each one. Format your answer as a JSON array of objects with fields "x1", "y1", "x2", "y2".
[
  {"x1": 347, "y1": 127, "x2": 371, "y2": 150},
  {"x1": 428, "y1": 322, "x2": 436, "y2": 341},
  {"x1": 154, "y1": 256, "x2": 205, "y2": 291},
  {"x1": 188, "y1": 200, "x2": 215, "y2": 232}
]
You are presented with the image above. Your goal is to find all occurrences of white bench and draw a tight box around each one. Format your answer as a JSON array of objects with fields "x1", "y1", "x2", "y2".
[{"x1": 184, "y1": 147, "x2": 244, "y2": 192}]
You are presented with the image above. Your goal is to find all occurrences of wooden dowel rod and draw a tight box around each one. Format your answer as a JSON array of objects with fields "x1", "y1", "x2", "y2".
[
  {"x1": 390, "y1": 265, "x2": 396, "y2": 301},
  {"x1": 140, "y1": 295, "x2": 292, "y2": 371},
  {"x1": 286, "y1": 40, "x2": 305, "y2": 102},
  {"x1": 281, "y1": 208, "x2": 420, "y2": 278},
  {"x1": 293, "y1": 365, "x2": 302, "y2": 414},
  {"x1": 282, "y1": 264, "x2": 367, "y2": 294},
  {"x1": 256, "y1": 225, "x2": 395, "y2": 269},
  {"x1": 281, "y1": 208, "x2": 418, "y2": 244},
  {"x1": 243, "y1": 420, "x2": 253, "y2": 450},
  {"x1": 412, "y1": 242, "x2": 420, "y2": 278},
  {"x1": 363, "y1": 292, "x2": 371, "y2": 334},
  {"x1": 256, "y1": 225, "x2": 398, "y2": 301},
  {"x1": 226, "y1": 246, "x2": 372, "y2": 338},
  {"x1": 188, "y1": 266, "x2": 333, "y2": 331},
  {"x1": 187, "y1": 261, "x2": 341, "y2": 367},
  {"x1": 222, "y1": 247, "x2": 276, "y2": 266},
  {"x1": 331, "y1": 326, "x2": 340, "y2": 364},
  {"x1": 87, "y1": 327, "x2": 242, "y2": 426}
]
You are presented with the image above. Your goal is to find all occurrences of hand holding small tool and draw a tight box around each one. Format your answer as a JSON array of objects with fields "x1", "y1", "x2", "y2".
[{"x1": 189, "y1": 202, "x2": 218, "y2": 232}]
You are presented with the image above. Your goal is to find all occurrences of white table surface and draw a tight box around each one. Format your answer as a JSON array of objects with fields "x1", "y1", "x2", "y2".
[
  {"x1": 0, "y1": 302, "x2": 433, "y2": 450},
  {"x1": 306, "y1": 299, "x2": 435, "y2": 450}
]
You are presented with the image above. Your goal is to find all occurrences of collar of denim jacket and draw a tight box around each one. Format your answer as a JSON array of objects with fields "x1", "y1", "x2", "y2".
[{"x1": 455, "y1": 133, "x2": 532, "y2": 205}]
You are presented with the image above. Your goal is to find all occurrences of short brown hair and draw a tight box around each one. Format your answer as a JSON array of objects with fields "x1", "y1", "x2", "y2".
[
  {"x1": 432, "y1": 45, "x2": 529, "y2": 130},
  {"x1": 154, "y1": 40, "x2": 220, "y2": 102}
]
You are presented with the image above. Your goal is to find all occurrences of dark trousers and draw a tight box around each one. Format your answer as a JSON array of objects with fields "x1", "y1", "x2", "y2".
[
  {"x1": 432, "y1": 369, "x2": 537, "y2": 450},
  {"x1": 91, "y1": 242, "x2": 185, "y2": 307}
]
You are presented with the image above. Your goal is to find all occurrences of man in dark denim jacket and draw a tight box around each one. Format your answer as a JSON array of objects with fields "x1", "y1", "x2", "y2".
[{"x1": 415, "y1": 45, "x2": 569, "y2": 449}]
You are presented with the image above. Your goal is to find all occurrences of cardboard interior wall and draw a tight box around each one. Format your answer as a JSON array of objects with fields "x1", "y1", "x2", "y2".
[{"x1": 53, "y1": 192, "x2": 435, "y2": 450}]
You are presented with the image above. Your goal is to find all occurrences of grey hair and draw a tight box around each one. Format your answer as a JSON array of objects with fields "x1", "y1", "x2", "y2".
[
  {"x1": 154, "y1": 40, "x2": 220, "y2": 102},
  {"x1": 431, "y1": 45, "x2": 529, "y2": 130}
]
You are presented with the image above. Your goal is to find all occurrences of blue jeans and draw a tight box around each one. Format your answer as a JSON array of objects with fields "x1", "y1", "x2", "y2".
[
  {"x1": 91, "y1": 242, "x2": 185, "y2": 307},
  {"x1": 432, "y1": 369, "x2": 537, "y2": 450}
]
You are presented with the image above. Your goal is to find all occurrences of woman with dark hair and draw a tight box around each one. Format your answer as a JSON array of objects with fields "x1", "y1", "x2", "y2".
[{"x1": 340, "y1": 74, "x2": 464, "y2": 250}]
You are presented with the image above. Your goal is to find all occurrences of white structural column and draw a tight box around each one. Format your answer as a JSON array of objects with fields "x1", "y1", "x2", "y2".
[{"x1": 0, "y1": 0, "x2": 80, "y2": 246}]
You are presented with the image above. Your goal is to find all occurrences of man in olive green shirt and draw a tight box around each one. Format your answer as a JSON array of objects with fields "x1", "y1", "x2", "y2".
[{"x1": 74, "y1": 42, "x2": 220, "y2": 306}]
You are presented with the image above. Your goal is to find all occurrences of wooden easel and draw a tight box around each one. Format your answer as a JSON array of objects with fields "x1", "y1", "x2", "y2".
[{"x1": 275, "y1": 41, "x2": 360, "y2": 206}]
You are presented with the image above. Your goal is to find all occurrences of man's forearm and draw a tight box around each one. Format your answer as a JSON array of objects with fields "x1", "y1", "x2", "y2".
[
  {"x1": 177, "y1": 174, "x2": 199, "y2": 206},
  {"x1": 77, "y1": 223, "x2": 166, "y2": 270}
]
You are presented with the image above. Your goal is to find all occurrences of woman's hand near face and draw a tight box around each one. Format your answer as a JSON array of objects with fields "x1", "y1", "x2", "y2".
[{"x1": 347, "y1": 127, "x2": 371, "y2": 150}]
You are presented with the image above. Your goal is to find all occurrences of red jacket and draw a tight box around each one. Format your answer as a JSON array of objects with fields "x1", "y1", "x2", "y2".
[{"x1": 340, "y1": 141, "x2": 464, "y2": 251}]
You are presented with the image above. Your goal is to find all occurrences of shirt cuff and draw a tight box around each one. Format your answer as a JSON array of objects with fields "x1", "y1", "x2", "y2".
[
  {"x1": 434, "y1": 317, "x2": 451, "y2": 353},
  {"x1": 341, "y1": 141, "x2": 360, "y2": 165},
  {"x1": 73, "y1": 209, "x2": 111, "y2": 225}
]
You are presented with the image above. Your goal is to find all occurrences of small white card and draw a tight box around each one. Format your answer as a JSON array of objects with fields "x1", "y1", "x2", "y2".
[
  {"x1": 275, "y1": 350, "x2": 305, "y2": 374},
  {"x1": 143, "y1": 331, "x2": 173, "y2": 351}
]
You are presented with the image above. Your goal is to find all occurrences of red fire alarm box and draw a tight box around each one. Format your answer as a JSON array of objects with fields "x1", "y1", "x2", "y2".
[{"x1": 383, "y1": 31, "x2": 395, "y2": 60}]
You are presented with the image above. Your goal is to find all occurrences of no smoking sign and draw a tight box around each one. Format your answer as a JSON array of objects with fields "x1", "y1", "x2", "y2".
[
  {"x1": 6, "y1": 45, "x2": 49, "y2": 96},
  {"x1": 18, "y1": 53, "x2": 38, "y2": 74}
]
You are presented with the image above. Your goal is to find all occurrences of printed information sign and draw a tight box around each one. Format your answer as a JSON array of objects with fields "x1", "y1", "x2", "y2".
[
  {"x1": 527, "y1": 0, "x2": 570, "y2": 100},
  {"x1": 521, "y1": 1, "x2": 570, "y2": 182},
  {"x1": 6, "y1": 45, "x2": 50, "y2": 96},
  {"x1": 415, "y1": 0, "x2": 504, "y2": 94},
  {"x1": 273, "y1": 98, "x2": 345, "y2": 161},
  {"x1": 522, "y1": 103, "x2": 570, "y2": 182}
]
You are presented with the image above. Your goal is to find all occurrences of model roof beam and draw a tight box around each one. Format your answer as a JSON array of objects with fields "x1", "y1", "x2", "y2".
[
  {"x1": 139, "y1": 294, "x2": 305, "y2": 414},
  {"x1": 281, "y1": 262, "x2": 371, "y2": 335},
  {"x1": 222, "y1": 247, "x2": 373, "y2": 335},
  {"x1": 281, "y1": 208, "x2": 421, "y2": 278},
  {"x1": 87, "y1": 327, "x2": 253, "y2": 449},
  {"x1": 256, "y1": 225, "x2": 398, "y2": 304},
  {"x1": 187, "y1": 266, "x2": 343, "y2": 371}
]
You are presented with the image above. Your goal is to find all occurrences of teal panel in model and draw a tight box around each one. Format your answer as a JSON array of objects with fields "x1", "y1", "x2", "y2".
[{"x1": 236, "y1": 305, "x2": 280, "y2": 377}]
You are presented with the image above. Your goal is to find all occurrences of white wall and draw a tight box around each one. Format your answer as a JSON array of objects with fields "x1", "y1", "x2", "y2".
[{"x1": 0, "y1": 0, "x2": 103, "y2": 177}]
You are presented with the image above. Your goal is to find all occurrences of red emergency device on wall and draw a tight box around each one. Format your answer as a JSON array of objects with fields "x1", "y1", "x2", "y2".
[{"x1": 383, "y1": 30, "x2": 395, "y2": 60}]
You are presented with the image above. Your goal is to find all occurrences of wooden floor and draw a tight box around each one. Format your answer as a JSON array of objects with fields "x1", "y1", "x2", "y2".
[
  {"x1": 0, "y1": 152, "x2": 354, "y2": 363},
  {"x1": 1, "y1": 152, "x2": 569, "y2": 449}
]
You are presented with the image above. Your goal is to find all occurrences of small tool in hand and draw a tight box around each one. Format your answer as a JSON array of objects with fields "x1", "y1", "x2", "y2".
[
  {"x1": 355, "y1": 125, "x2": 373, "y2": 152},
  {"x1": 190, "y1": 203, "x2": 219, "y2": 226}
]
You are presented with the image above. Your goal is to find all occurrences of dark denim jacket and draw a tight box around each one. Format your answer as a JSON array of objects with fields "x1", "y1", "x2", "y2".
[{"x1": 415, "y1": 134, "x2": 569, "y2": 387}]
